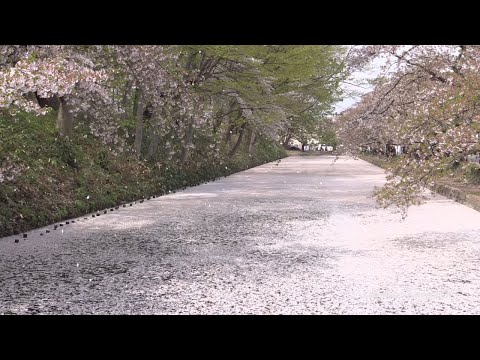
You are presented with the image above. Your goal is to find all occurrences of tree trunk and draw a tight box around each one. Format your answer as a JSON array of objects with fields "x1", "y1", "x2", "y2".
[
  {"x1": 224, "y1": 124, "x2": 235, "y2": 143},
  {"x1": 244, "y1": 128, "x2": 252, "y2": 152},
  {"x1": 248, "y1": 134, "x2": 258, "y2": 154},
  {"x1": 229, "y1": 125, "x2": 245, "y2": 156},
  {"x1": 57, "y1": 97, "x2": 73, "y2": 138},
  {"x1": 134, "y1": 88, "x2": 145, "y2": 157},
  {"x1": 180, "y1": 119, "x2": 194, "y2": 164},
  {"x1": 35, "y1": 93, "x2": 60, "y2": 110},
  {"x1": 148, "y1": 111, "x2": 160, "y2": 158},
  {"x1": 148, "y1": 131, "x2": 160, "y2": 158},
  {"x1": 212, "y1": 116, "x2": 223, "y2": 134},
  {"x1": 248, "y1": 131, "x2": 257, "y2": 154},
  {"x1": 25, "y1": 92, "x2": 40, "y2": 107},
  {"x1": 121, "y1": 80, "x2": 133, "y2": 119},
  {"x1": 282, "y1": 136, "x2": 291, "y2": 148}
]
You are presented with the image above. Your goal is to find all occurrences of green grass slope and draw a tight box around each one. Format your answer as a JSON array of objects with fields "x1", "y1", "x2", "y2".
[{"x1": 0, "y1": 111, "x2": 286, "y2": 237}]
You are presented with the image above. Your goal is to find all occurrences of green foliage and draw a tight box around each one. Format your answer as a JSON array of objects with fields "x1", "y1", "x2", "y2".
[
  {"x1": 179, "y1": 45, "x2": 346, "y2": 145},
  {"x1": 56, "y1": 138, "x2": 79, "y2": 169},
  {"x1": 465, "y1": 163, "x2": 480, "y2": 185}
]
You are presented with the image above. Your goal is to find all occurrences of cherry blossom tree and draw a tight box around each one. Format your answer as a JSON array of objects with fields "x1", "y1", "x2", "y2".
[
  {"x1": 337, "y1": 45, "x2": 480, "y2": 212},
  {"x1": 0, "y1": 45, "x2": 110, "y2": 137},
  {"x1": 0, "y1": 45, "x2": 347, "y2": 164}
]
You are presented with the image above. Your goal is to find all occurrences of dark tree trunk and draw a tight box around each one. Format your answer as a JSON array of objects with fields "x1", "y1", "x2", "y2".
[
  {"x1": 225, "y1": 124, "x2": 235, "y2": 143},
  {"x1": 213, "y1": 116, "x2": 223, "y2": 134},
  {"x1": 121, "y1": 80, "x2": 133, "y2": 119},
  {"x1": 134, "y1": 88, "x2": 145, "y2": 157},
  {"x1": 244, "y1": 128, "x2": 253, "y2": 152},
  {"x1": 25, "y1": 92, "x2": 40, "y2": 107},
  {"x1": 249, "y1": 132, "x2": 257, "y2": 154},
  {"x1": 229, "y1": 125, "x2": 245, "y2": 156},
  {"x1": 36, "y1": 94, "x2": 60, "y2": 110},
  {"x1": 180, "y1": 119, "x2": 194, "y2": 164},
  {"x1": 148, "y1": 131, "x2": 160, "y2": 158},
  {"x1": 148, "y1": 111, "x2": 160, "y2": 158}
]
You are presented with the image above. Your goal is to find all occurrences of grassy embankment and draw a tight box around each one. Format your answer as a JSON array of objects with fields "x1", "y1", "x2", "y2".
[{"x1": 0, "y1": 111, "x2": 286, "y2": 237}]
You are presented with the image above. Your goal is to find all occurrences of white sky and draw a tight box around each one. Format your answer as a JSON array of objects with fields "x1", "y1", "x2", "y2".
[{"x1": 334, "y1": 55, "x2": 387, "y2": 114}]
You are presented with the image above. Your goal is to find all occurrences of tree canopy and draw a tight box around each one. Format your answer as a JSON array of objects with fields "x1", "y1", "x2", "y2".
[
  {"x1": 0, "y1": 45, "x2": 347, "y2": 162},
  {"x1": 337, "y1": 45, "x2": 480, "y2": 211}
]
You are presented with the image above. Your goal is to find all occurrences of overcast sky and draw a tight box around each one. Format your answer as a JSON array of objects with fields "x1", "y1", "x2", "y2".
[{"x1": 334, "y1": 55, "x2": 387, "y2": 114}]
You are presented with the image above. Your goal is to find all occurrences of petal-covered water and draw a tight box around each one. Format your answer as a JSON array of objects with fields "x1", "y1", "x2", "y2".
[{"x1": 1, "y1": 155, "x2": 480, "y2": 314}]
